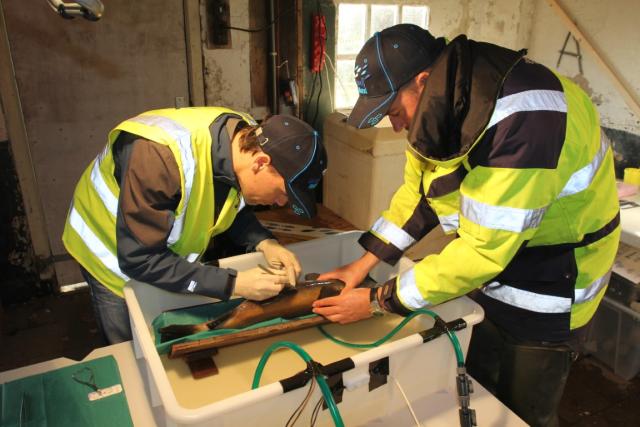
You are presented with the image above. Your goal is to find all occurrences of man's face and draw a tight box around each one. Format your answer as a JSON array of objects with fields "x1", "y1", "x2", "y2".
[
  {"x1": 386, "y1": 71, "x2": 429, "y2": 133},
  {"x1": 237, "y1": 155, "x2": 289, "y2": 207},
  {"x1": 387, "y1": 84, "x2": 421, "y2": 133}
]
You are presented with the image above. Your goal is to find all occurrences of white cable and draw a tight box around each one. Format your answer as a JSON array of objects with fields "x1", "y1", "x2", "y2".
[
  {"x1": 323, "y1": 57, "x2": 334, "y2": 111},
  {"x1": 324, "y1": 52, "x2": 351, "y2": 107},
  {"x1": 392, "y1": 376, "x2": 423, "y2": 427},
  {"x1": 324, "y1": 52, "x2": 348, "y2": 94}
]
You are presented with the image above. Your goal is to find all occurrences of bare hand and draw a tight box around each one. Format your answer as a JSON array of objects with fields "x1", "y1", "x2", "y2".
[{"x1": 312, "y1": 288, "x2": 372, "y2": 324}]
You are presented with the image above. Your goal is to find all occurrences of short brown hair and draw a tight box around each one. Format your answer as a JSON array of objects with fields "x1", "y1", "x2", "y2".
[{"x1": 234, "y1": 125, "x2": 262, "y2": 153}]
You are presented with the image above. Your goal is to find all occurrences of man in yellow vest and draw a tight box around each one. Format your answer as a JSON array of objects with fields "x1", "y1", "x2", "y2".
[
  {"x1": 63, "y1": 108, "x2": 327, "y2": 344},
  {"x1": 313, "y1": 24, "x2": 619, "y2": 426}
]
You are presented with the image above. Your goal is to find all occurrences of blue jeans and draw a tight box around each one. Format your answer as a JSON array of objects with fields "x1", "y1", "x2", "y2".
[{"x1": 80, "y1": 266, "x2": 133, "y2": 344}]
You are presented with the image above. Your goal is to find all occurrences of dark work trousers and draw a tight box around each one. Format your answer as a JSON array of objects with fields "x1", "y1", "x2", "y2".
[
  {"x1": 466, "y1": 317, "x2": 574, "y2": 427},
  {"x1": 80, "y1": 266, "x2": 133, "y2": 345}
]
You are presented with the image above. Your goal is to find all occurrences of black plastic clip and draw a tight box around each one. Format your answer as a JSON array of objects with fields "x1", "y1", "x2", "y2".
[
  {"x1": 456, "y1": 366, "x2": 477, "y2": 426},
  {"x1": 306, "y1": 359, "x2": 324, "y2": 377},
  {"x1": 419, "y1": 318, "x2": 467, "y2": 343},
  {"x1": 368, "y1": 357, "x2": 389, "y2": 391},
  {"x1": 322, "y1": 373, "x2": 346, "y2": 408},
  {"x1": 433, "y1": 315, "x2": 448, "y2": 331}
]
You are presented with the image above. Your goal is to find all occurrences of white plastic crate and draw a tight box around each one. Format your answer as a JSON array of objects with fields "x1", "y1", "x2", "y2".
[
  {"x1": 584, "y1": 295, "x2": 640, "y2": 380},
  {"x1": 124, "y1": 232, "x2": 484, "y2": 427},
  {"x1": 322, "y1": 113, "x2": 408, "y2": 230}
]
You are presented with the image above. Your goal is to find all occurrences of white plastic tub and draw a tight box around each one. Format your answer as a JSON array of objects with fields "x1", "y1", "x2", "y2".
[{"x1": 124, "y1": 232, "x2": 484, "y2": 427}]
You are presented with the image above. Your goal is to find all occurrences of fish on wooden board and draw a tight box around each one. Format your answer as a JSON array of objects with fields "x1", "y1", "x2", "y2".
[{"x1": 159, "y1": 278, "x2": 347, "y2": 342}]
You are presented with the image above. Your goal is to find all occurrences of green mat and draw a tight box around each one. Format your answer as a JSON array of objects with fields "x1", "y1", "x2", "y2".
[
  {"x1": 0, "y1": 356, "x2": 133, "y2": 427},
  {"x1": 152, "y1": 299, "x2": 317, "y2": 355}
]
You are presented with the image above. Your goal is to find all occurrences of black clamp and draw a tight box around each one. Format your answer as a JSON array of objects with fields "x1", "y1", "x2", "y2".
[
  {"x1": 419, "y1": 317, "x2": 467, "y2": 343},
  {"x1": 368, "y1": 357, "x2": 389, "y2": 391},
  {"x1": 306, "y1": 359, "x2": 324, "y2": 378},
  {"x1": 280, "y1": 357, "x2": 354, "y2": 407},
  {"x1": 303, "y1": 360, "x2": 346, "y2": 408},
  {"x1": 456, "y1": 366, "x2": 477, "y2": 427},
  {"x1": 433, "y1": 315, "x2": 449, "y2": 332}
]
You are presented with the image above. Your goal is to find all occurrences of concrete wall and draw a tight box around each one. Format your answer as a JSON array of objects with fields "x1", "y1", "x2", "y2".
[
  {"x1": 331, "y1": 1, "x2": 639, "y2": 173},
  {"x1": 200, "y1": 0, "x2": 268, "y2": 119},
  {"x1": 527, "y1": 0, "x2": 640, "y2": 134},
  {"x1": 334, "y1": 0, "x2": 535, "y2": 50},
  {"x1": 426, "y1": 0, "x2": 535, "y2": 50}
]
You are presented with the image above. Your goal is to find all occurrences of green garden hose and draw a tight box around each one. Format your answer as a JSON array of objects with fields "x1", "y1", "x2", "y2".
[
  {"x1": 252, "y1": 310, "x2": 467, "y2": 427},
  {"x1": 317, "y1": 309, "x2": 465, "y2": 366},
  {"x1": 252, "y1": 341, "x2": 344, "y2": 427}
]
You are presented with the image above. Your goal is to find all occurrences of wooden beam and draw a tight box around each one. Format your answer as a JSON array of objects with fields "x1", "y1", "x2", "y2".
[
  {"x1": 249, "y1": 0, "x2": 268, "y2": 109},
  {"x1": 296, "y1": 0, "x2": 303, "y2": 119},
  {"x1": 546, "y1": 0, "x2": 640, "y2": 119},
  {"x1": 184, "y1": 0, "x2": 205, "y2": 106},
  {"x1": 169, "y1": 315, "x2": 329, "y2": 358},
  {"x1": 0, "y1": 0, "x2": 54, "y2": 280}
]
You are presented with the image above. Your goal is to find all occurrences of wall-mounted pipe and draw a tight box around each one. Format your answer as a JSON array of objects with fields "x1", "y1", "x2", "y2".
[{"x1": 268, "y1": 0, "x2": 278, "y2": 114}]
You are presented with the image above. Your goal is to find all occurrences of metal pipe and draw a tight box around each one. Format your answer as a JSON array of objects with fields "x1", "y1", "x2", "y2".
[{"x1": 268, "y1": 0, "x2": 278, "y2": 114}]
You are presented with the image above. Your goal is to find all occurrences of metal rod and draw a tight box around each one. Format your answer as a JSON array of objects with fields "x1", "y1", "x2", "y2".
[{"x1": 268, "y1": 0, "x2": 278, "y2": 114}]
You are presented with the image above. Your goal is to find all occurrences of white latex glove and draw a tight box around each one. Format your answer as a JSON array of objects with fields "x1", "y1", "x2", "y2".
[
  {"x1": 233, "y1": 266, "x2": 289, "y2": 301},
  {"x1": 256, "y1": 239, "x2": 302, "y2": 287}
]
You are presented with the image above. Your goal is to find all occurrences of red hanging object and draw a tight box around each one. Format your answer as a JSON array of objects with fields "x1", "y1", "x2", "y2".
[{"x1": 310, "y1": 13, "x2": 326, "y2": 73}]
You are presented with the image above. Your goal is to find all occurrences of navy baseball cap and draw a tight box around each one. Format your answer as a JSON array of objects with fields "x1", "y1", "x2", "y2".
[
  {"x1": 256, "y1": 115, "x2": 327, "y2": 218},
  {"x1": 347, "y1": 24, "x2": 446, "y2": 129}
]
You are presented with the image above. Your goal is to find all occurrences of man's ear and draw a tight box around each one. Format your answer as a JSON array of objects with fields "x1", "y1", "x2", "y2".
[
  {"x1": 252, "y1": 152, "x2": 272, "y2": 173},
  {"x1": 414, "y1": 70, "x2": 430, "y2": 91}
]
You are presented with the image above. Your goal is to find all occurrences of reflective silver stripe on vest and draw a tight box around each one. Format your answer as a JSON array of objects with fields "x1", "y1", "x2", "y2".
[
  {"x1": 129, "y1": 115, "x2": 195, "y2": 245},
  {"x1": 438, "y1": 213, "x2": 459, "y2": 233},
  {"x1": 574, "y1": 270, "x2": 611, "y2": 304},
  {"x1": 371, "y1": 217, "x2": 416, "y2": 250},
  {"x1": 398, "y1": 268, "x2": 431, "y2": 310},
  {"x1": 486, "y1": 89, "x2": 567, "y2": 130},
  {"x1": 398, "y1": 269, "x2": 610, "y2": 315},
  {"x1": 68, "y1": 205, "x2": 129, "y2": 281},
  {"x1": 460, "y1": 195, "x2": 546, "y2": 233},
  {"x1": 90, "y1": 160, "x2": 119, "y2": 217},
  {"x1": 186, "y1": 253, "x2": 199, "y2": 263},
  {"x1": 558, "y1": 131, "x2": 610, "y2": 198},
  {"x1": 482, "y1": 282, "x2": 572, "y2": 313}
]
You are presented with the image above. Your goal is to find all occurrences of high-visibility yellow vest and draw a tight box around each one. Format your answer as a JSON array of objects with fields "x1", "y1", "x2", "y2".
[{"x1": 62, "y1": 107, "x2": 256, "y2": 297}]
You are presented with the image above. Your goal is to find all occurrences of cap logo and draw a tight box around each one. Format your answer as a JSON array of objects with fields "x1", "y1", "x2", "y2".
[
  {"x1": 367, "y1": 113, "x2": 383, "y2": 126},
  {"x1": 354, "y1": 62, "x2": 371, "y2": 95},
  {"x1": 255, "y1": 127, "x2": 269, "y2": 145},
  {"x1": 307, "y1": 178, "x2": 320, "y2": 189},
  {"x1": 292, "y1": 204, "x2": 304, "y2": 216}
]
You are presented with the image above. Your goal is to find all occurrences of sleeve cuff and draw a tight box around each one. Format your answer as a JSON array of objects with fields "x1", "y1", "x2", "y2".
[
  {"x1": 358, "y1": 232, "x2": 404, "y2": 266},
  {"x1": 379, "y1": 277, "x2": 413, "y2": 316},
  {"x1": 224, "y1": 268, "x2": 238, "y2": 300},
  {"x1": 196, "y1": 267, "x2": 237, "y2": 300}
]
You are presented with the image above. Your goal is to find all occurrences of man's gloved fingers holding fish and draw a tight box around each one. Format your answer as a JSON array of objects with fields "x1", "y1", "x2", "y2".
[
  {"x1": 233, "y1": 266, "x2": 290, "y2": 301},
  {"x1": 256, "y1": 238, "x2": 302, "y2": 287}
]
